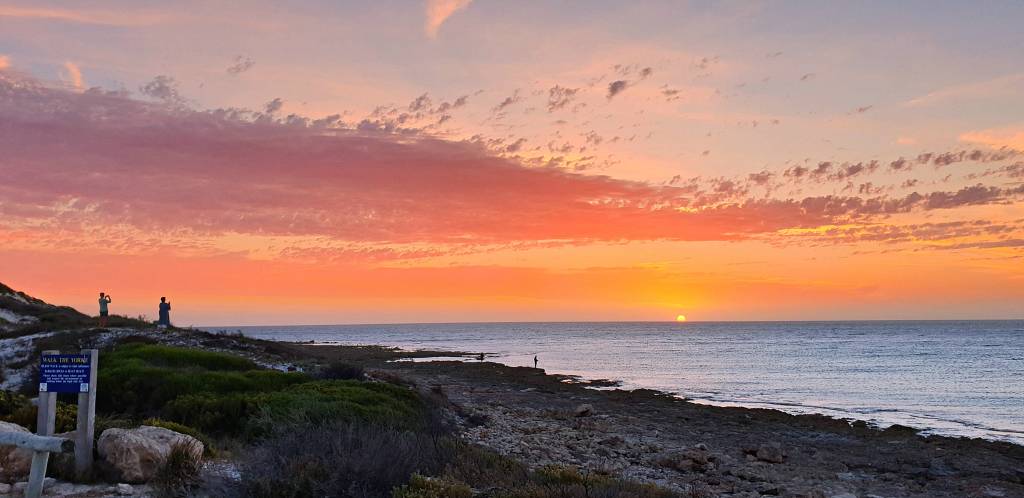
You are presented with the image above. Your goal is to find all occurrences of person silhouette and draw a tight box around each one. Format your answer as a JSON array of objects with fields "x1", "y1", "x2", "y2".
[
  {"x1": 97, "y1": 292, "x2": 112, "y2": 327},
  {"x1": 158, "y1": 297, "x2": 171, "y2": 328},
  {"x1": 534, "y1": 355, "x2": 538, "y2": 368}
]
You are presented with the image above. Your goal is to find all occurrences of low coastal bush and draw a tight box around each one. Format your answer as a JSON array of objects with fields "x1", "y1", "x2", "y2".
[
  {"x1": 97, "y1": 344, "x2": 309, "y2": 417},
  {"x1": 502, "y1": 465, "x2": 680, "y2": 498},
  {"x1": 254, "y1": 380, "x2": 424, "y2": 430},
  {"x1": 317, "y1": 361, "x2": 366, "y2": 381},
  {"x1": 442, "y1": 442, "x2": 531, "y2": 489},
  {"x1": 0, "y1": 393, "x2": 76, "y2": 433},
  {"x1": 0, "y1": 390, "x2": 29, "y2": 418},
  {"x1": 96, "y1": 344, "x2": 428, "y2": 439},
  {"x1": 392, "y1": 474, "x2": 472, "y2": 498},
  {"x1": 110, "y1": 343, "x2": 259, "y2": 371},
  {"x1": 162, "y1": 393, "x2": 259, "y2": 435},
  {"x1": 238, "y1": 422, "x2": 457, "y2": 498},
  {"x1": 151, "y1": 439, "x2": 204, "y2": 498}
]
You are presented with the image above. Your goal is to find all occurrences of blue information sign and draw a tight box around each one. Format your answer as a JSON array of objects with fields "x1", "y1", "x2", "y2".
[{"x1": 39, "y1": 354, "x2": 92, "y2": 393}]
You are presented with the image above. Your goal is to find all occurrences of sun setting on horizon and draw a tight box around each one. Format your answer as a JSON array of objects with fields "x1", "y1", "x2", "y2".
[{"x1": 676, "y1": 315, "x2": 688, "y2": 322}]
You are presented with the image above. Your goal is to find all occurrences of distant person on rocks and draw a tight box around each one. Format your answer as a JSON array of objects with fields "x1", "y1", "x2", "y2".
[
  {"x1": 534, "y1": 355, "x2": 538, "y2": 368},
  {"x1": 158, "y1": 297, "x2": 171, "y2": 328},
  {"x1": 98, "y1": 292, "x2": 111, "y2": 327}
]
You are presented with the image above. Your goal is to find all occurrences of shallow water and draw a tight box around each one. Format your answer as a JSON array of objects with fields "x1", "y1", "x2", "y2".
[{"x1": 204, "y1": 320, "x2": 1024, "y2": 445}]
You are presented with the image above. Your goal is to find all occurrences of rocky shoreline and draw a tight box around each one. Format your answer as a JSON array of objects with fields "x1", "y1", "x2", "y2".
[{"x1": 376, "y1": 358, "x2": 1024, "y2": 498}]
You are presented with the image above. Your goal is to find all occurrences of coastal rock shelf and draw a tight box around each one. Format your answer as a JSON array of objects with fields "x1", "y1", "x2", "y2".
[{"x1": 391, "y1": 361, "x2": 1024, "y2": 498}]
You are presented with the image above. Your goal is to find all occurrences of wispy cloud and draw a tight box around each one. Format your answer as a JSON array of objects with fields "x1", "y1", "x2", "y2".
[
  {"x1": 424, "y1": 0, "x2": 474, "y2": 38},
  {"x1": 960, "y1": 126, "x2": 1024, "y2": 152},
  {"x1": 0, "y1": 5, "x2": 166, "y2": 26},
  {"x1": 226, "y1": 55, "x2": 255, "y2": 75},
  {"x1": 61, "y1": 61, "x2": 84, "y2": 90},
  {"x1": 905, "y1": 73, "x2": 1024, "y2": 107},
  {"x1": 607, "y1": 80, "x2": 628, "y2": 99}
]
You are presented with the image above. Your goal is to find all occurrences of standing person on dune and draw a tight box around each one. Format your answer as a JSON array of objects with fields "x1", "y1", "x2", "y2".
[
  {"x1": 97, "y1": 292, "x2": 111, "y2": 328},
  {"x1": 158, "y1": 297, "x2": 171, "y2": 328}
]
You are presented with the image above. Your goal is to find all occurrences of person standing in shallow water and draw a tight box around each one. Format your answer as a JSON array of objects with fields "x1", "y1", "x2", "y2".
[
  {"x1": 97, "y1": 292, "x2": 111, "y2": 327},
  {"x1": 158, "y1": 297, "x2": 171, "y2": 328}
]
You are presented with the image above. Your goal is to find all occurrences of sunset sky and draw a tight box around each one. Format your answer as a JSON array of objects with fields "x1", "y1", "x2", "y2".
[{"x1": 1, "y1": 1, "x2": 1023, "y2": 325}]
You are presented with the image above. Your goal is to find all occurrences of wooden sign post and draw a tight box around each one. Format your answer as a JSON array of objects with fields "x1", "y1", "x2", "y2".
[
  {"x1": 75, "y1": 349, "x2": 99, "y2": 479},
  {"x1": 26, "y1": 349, "x2": 98, "y2": 497}
]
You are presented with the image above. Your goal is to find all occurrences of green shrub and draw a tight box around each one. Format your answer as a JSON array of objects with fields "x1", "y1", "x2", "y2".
[
  {"x1": 493, "y1": 464, "x2": 680, "y2": 498},
  {"x1": 238, "y1": 422, "x2": 457, "y2": 498},
  {"x1": 0, "y1": 390, "x2": 30, "y2": 418},
  {"x1": 97, "y1": 344, "x2": 308, "y2": 418},
  {"x1": 151, "y1": 439, "x2": 204, "y2": 498},
  {"x1": 94, "y1": 416, "x2": 137, "y2": 438},
  {"x1": 107, "y1": 344, "x2": 258, "y2": 371},
  {"x1": 54, "y1": 401, "x2": 77, "y2": 433},
  {"x1": 442, "y1": 441, "x2": 530, "y2": 490},
  {"x1": 392, "y1": 474, "x2": 472, "y2": 498},
  {"x1": 254, "y1": 380, "x2": 424, "y2": 431},
  {"x1": 0, "y1": 397, "x2": 75, "y2": 433},
  {"x1": 161, "y1": 393, "x2": 260, "y2": 436},
  {"x1": 94, "y1": 344, "x2": 429, "y2": 442},
  {"x1": 317, "y1": 362, "x2": 365, "y2": 381}
]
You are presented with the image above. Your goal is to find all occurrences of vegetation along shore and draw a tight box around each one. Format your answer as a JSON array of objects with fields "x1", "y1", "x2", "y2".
[{"x1": 1, "y1": 282, "x2": 1021, "y2": 498}]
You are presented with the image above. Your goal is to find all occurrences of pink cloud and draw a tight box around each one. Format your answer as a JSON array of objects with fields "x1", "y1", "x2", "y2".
[
  {"x1": 424, "y1": 0, "x2": 473, "y2": 38},
  {"x1": 960, "y1": 126, "x2": 1024, "y2": 152},
  {"x1": 0, "y1": 5, "x2": 166, "y2": 26},
  {"x1": 61, "y1": 61, "x2": 84, "y2": 90},
  {"x1": 2, "y1": 72, "x2": 1022, "y2": 252}
]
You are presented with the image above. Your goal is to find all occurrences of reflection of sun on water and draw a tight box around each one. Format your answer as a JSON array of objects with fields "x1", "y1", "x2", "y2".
[{"x1": 676, "y1": 314, "x2": 687, "y2": 322}]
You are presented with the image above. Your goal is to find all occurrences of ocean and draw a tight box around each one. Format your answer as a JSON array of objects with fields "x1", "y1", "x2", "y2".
[{"x1": 205, "y1": 320, "x2": 1024, "y2": 445}]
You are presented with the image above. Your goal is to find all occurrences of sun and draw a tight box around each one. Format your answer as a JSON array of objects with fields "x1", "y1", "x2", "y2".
[{"x1": 676, "y1": 314, "x2": 687, "y2": 322}]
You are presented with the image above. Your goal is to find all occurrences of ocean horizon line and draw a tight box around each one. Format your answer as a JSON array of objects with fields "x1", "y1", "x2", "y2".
[{"x1": 197, "y1": 317, "x2": 1024, "y2": 329}]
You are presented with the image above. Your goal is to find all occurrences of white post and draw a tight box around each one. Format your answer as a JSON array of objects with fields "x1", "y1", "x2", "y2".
[
  {"x1": 35, "y1": 350, "x2": 58, "y2": 437},
  {"x1": 27, "y1": 349, "x2": 59, "y2": 498},
  {"x1": 26, "y1": 452, "x2": 50, "y2": 497},
  {"x1": 75, "y1": 349, "x2": 98, "y2": 479}
]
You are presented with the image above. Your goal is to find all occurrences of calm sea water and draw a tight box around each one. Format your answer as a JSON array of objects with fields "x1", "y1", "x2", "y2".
[{"x1": 205, "y1": 321, "x2": 1024, "y2": 445}]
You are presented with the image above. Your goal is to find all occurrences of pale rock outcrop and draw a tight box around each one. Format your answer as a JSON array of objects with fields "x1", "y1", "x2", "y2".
[
  {"x1": 97, "y1": 426, "x2": 203, "y2": 483},
  {"x1": 756, "y1": 442, "x2": 786, "y2": 463},
  {"x1": 0, "y1": 421, "x2": 34, "y2": 482},
  {"x1": 574, "y1": 404, "x2": 594, "y2": 417}
]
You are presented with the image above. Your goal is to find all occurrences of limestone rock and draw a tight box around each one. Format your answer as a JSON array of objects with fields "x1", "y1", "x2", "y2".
[
  {"x1": 12, "y1": 478, "x2": 54, "y2": 493},
  {"x1": 0, "y1": 482, "x2": 10, "y2": 494},
  {"x1": 46, "y1": 481, "x2": 75, "y2": 496},
  {"x1": 756, "y1": 442, "x2": 786, "y2": 463},
  {"x1": 0, "y1": 421, "x2": 34, "y2": 482},
  {"x1": 116, "y1": 482, "x2": 135, "y2": 495},
  {"x1": 574, "y1": 404, "x2": 594, "y2": 417},
  {"x1": 97, "y1": 425, "x2": 203, "y2": 483},
  {"x1": 657, "y1": 446, "x2": 716, "y2": 473}
]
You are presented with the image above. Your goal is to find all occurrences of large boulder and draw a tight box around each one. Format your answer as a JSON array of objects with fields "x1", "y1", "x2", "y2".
[
  {"x1": 97, "y1": 426, "x2": 203, "y2": 483},
  {"x1": 0, "y1": 421, "x2": 34, "y2": 482}
]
